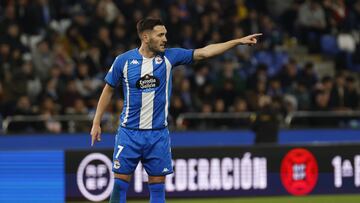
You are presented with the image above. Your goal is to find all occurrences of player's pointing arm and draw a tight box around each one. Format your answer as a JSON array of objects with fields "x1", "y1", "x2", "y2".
[{"x1": 193, "y1": 33, "x2": 262, "y2": 61}]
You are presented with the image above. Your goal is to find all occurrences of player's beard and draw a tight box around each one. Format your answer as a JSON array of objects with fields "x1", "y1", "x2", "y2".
[{"x1": 149, "y1": 39, "x2": 165, "y2": 53}]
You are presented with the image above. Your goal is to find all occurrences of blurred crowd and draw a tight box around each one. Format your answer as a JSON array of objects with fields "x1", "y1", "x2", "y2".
[{"x1": 0, "y1": 0, "x2": 359, "y2": 132}]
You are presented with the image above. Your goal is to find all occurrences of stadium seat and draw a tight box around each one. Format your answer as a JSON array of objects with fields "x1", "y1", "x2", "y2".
[{"x1": 321, "y1": 35, "x2": 339, "y2": 56}]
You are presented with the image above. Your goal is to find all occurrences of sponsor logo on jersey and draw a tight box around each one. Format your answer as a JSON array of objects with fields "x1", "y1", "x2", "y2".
[{"x1": 136, "y1": 74, "x2": 160, "y2": 91}]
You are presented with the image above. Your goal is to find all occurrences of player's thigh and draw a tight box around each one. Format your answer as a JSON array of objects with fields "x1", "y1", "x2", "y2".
[
  {"x1": 114, "y1": 173, "x2": 132, "y2": 182},
  {"x1": 148, "y1": 175, "x2": 166, "y2": 184},
  {"x1": 112, "y1": 127, "x2": 142, "y2": 175},
  {"x1": 142, "y1": 128, "x2": 173, "y2": 176}
]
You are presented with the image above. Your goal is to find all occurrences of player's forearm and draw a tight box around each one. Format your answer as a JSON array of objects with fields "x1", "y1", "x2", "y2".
[
  {"x1": 92, "y1": 84, "x2": 114, "y2": 125},
  {"x1": 194, "y1": 39, "x2": 242, "y2": 60}
]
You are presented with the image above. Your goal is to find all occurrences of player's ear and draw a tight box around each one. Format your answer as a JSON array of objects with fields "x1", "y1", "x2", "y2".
[{"x1": 142, "y1": 31, "x2": 150, "y2": 43}]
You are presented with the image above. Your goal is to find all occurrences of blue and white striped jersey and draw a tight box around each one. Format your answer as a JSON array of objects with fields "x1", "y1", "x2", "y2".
[{"x1": 105, "y1": 48, "x2": 194, "y2": 130}]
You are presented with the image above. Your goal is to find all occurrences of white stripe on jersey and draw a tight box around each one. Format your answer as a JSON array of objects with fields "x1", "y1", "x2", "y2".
[
  {"x1": 164, "y1": 57, "x2": 172, "y2": 126},
  {"x1": 139, "y1": 57, "x2": 155, "y2": 129},
  {"x1": 122, "y1": 61, "x2": 129, "y2": 126}
]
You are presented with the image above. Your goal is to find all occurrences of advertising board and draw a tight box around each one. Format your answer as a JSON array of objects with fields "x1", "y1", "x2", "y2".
[{"x1": 66, "y1": 144, "x2": 360, "y2": 201}]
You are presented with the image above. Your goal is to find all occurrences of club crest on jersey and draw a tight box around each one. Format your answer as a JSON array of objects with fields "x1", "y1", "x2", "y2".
[
  {"x1": 155, "y1": 56, "x2": 163, "y2": 64},
  {"x1": 136, "y1": 74, "x2": 160, "y2": 91}
]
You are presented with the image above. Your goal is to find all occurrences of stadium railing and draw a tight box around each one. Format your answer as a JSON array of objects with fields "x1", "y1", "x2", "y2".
[{"x1": 1, "y1": 111, "x2": 360, "y2": 134}]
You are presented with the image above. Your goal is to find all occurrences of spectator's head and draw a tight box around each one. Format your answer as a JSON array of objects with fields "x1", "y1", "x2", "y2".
[
  {"x1": 223, "y1": 59, "x2": 235, "y2": 78},
  {"x1": 345, "y1": 76, "x2": 356, "y2": 91},
  {"x1": 41, "y1": 97, "x2": 56, "y2": 113},
  {"x1": 0, "y1": 42, "x2": 10, "y2": 57},
  {"x1": 335, "y1": 72, "x2": 346, "y2": 87},
  {"x1": 73, "y1": 98, "x2": 87, "y2": 113},
  {"x1": 36, "y1": 40, "x2": 50, "y2": 54},
  {"x1": 258, "y1": 95, "x2": 271, "y2": 108},
  {"x1": 4, "y1": 4, "x2": 15, "y2": 20},
  {"x1": 113, "y1": 25, "x2": 126, "y2": 40},
  {"x1": 286, "y1": 58, "x2": 297, "y2": 77},
  {"x1": 16, "y1": 96, "x2": 31, "y2": 110},
  {"x1": 321, "y1": 76, "x2": 333, "y2": 91},
  {"x1": 269, "y1": 78, "x2": 281, "y2": 90},
  {"x1": 315, "y1": 90, "x2": 329, "y2": 109},
  {"x1": 255, "y1": 63, "x2": 268, "y2": 82},
  {"x1": 214, "y1": 98, "x2": 225, "y2": 112},
  {"x1": 77, "y1": 62, "x2": 89, "y2": 78},
  {"x1": 98, "y1": 26, "x2": 110, "y2": 41},
  {"x1": 136, "y1": 18, "x2": 167, "y2": 53},
  {"x1": 256, "y1": 81, "x2": 267, "y2": 94},
  {"x1": 304, "y1": 61, "x2": 314, "y2": 75},
  {"x1": 233, "y1": 97, "x2": 248, "y2": 112},
  {"x1": 180, "y1": 78, "x2": 190, "y2": 92},
  {"x1": 7, "y1": 23, "x2": 20, "y2": 38},
  {"x1": 201, "y1": 102, "x2": 213, "y2": 113},
  {"x1": 22, "y1": 61, "x2": 34, "y2": 75}
]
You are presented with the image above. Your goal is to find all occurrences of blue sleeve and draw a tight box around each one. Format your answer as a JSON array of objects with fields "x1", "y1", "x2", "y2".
[
  {"x1": 165, "y1": 48, "x2": 194, "y2": 67},
  {"x1": 104, "y1": 56, "x2": 125, "y2": 87}
]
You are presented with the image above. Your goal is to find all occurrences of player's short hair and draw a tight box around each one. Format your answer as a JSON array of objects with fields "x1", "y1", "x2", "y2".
[{"x1": 136, "y1": 18, "x2": 164, "y2": 37}]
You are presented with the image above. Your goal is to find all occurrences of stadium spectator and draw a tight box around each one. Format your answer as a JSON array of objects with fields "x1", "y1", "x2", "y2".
[{"x1": 0, "y1": 0, "x2": 359, "y2": 132}]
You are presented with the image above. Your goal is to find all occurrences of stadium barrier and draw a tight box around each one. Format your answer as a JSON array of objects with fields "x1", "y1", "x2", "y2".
[{"x1": 2, "y1": 111, "x2": 360, "y2": 133}]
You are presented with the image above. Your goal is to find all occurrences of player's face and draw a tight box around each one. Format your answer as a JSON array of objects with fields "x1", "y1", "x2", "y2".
[{"x1": 148, "y1": 25, "x2": 167, "y2": 53}]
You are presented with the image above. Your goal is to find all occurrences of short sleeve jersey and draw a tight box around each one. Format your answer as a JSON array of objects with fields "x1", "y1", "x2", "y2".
[{"x1": 105, "y1": 48, "x2": 194, "y2": 129}]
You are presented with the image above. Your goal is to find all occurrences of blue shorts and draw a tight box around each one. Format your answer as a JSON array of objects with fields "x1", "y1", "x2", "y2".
[{"x1": 112, "y1": 127, "x2": 173, "y2": 176}]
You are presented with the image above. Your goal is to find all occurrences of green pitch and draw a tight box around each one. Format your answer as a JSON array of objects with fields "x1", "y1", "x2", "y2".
[{"x1": 69, "y1": 194, "x2": 360, "y2": 203}]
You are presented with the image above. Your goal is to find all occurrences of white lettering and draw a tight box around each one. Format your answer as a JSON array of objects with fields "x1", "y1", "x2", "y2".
[
  {"x1": 332, "y1": 156, "x2": 342, "y2": 188},
  {"x1": 188, "y1": 159, "x2": 198, "y2": 191},
  {"x1": 210, "y1": 158, "x2": 221, "y2": 190},
  {"x1": 134, "y1": 163, "x2": 143, "y2": 193},
  {"x1": 97, "y1": 177, "x2": 108, "y2": 190},
  {"x1": 241, "y1": 153, "x2": 252, "y2": 190},
  {"x1": 97, "y1": 164, "x2": 107, "y2": 177},
  {"x1": 198, "y1": 159, "x2": 209, "y2": 191},
  {"x1": 222, "y1": 157, "x2": 233, "y2": 190},
  {"x1": 355, "y1": 155, "x2": 360, "y2": 187},
  {"x1": 166, "y1": 172, "x2": 175, "y2": 192},
  {"x1": 86, "y1": 178, "x2": 96, "y2": 190},
  {"x1": 253, "y1": 158, "x2": 267, "y2": 189},
  {"x1": 175, "y1": 159, "x2": 187, "y2": 191},
  {"x1": 233, "y1": 158, "x2": 240, "y2": 190},
  {"x1": 86, "y1": 165, "x2": 96, "y2": 177},
  {"x1": 132, "y1": 154, "x2": 267, "y2": 193}
]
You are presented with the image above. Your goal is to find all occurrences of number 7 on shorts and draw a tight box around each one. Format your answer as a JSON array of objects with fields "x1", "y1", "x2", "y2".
[{"x1": 115, "y1": 145, "x2": 124, "y2": 159}]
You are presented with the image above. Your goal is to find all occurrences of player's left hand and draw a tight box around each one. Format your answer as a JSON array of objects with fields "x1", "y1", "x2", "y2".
[
  {"x1": 239, "y1": 33, "x2": 262, "y2": 45},
  {"x1": 90, "y1": 124, "x2": 102, "y2": 146}
]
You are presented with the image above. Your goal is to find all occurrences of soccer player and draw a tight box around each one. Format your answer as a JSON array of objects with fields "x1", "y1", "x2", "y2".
[{"x1": 90, "y1": 18, "x2": 261, "y2": 203}]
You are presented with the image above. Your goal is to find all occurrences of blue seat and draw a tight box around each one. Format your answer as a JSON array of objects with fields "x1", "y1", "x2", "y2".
[{"x1": 321, "y1": 35, "x2": 339, "y2": 55}]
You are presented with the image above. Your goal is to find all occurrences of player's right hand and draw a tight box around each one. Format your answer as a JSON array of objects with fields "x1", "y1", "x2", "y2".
[{"x1": 90, "y1": 124, "x2": 102, "y2": 146}]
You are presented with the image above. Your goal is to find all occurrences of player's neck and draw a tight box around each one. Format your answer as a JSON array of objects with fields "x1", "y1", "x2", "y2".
[{"x1": 138, "y1": 45, "x2": 156, "y2": 58}]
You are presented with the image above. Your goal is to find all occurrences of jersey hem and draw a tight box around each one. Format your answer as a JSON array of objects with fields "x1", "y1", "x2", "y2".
[{"x1": 120, "y1": 126, "x2": 168, "y2": 131}]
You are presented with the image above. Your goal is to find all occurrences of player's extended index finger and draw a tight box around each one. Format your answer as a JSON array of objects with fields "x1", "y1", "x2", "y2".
[
  {"x1": 249, "y1": 33, "x2": 263, "y2": 38},
  {"x1": 91, "y1": 132, "x2": 95, "y2": 146}
]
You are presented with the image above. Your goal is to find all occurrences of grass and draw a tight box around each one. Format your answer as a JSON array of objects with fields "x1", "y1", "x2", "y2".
[{"x1": 68, "y1": 194, "x2": 360, "y2": 203}]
